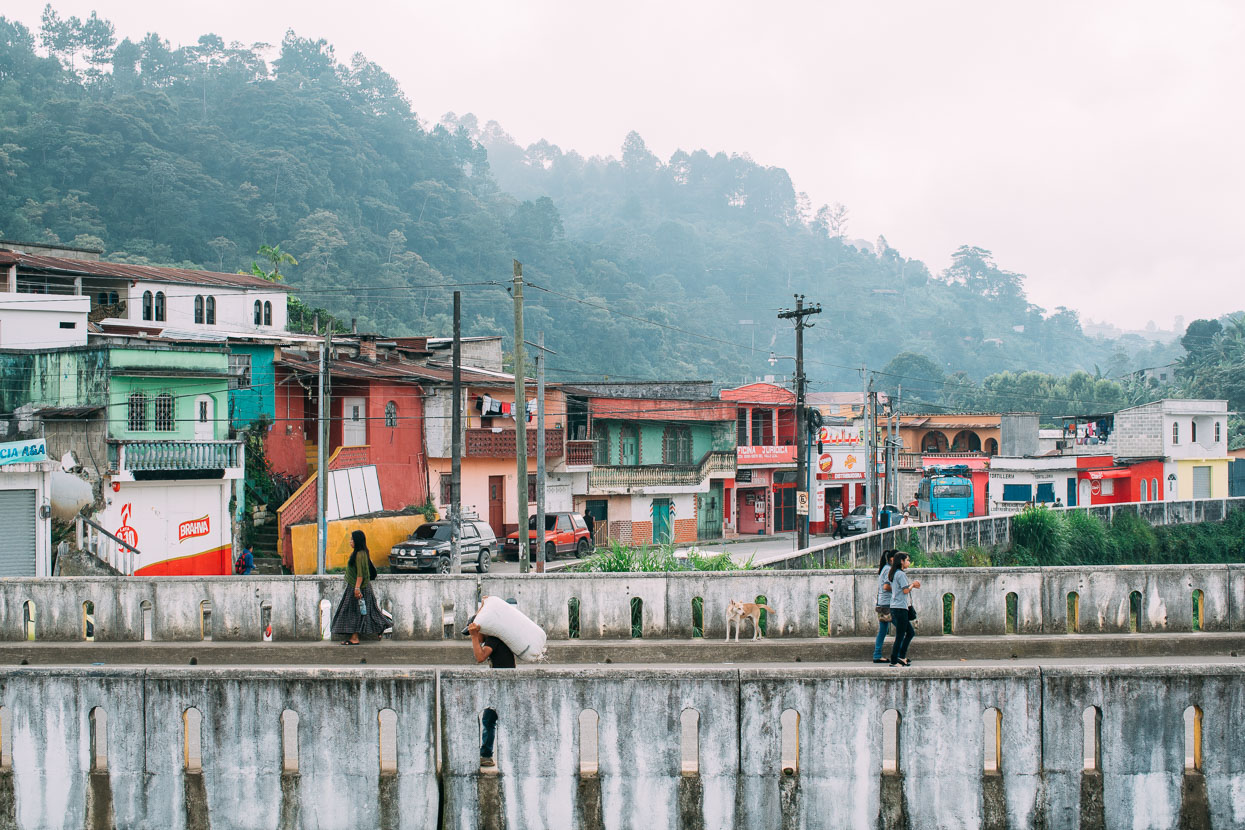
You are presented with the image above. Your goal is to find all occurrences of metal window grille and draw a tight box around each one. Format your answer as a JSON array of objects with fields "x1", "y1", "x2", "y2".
[
  {"x1": 127, "y1": 393, "x2": 147, "y2": 431},
  {"x1": 205, "y1": 296, "x2": 215, "y2": 325},
  {"x1": 142, "y1": 292, "x2": 153, "y2": 321},
  {"x1": 528, "y1": 474, "x2": 537, "y2": 502},
  {"x1": 264, "y1": 301, "x2": 272, "y2": 326},
  {"x1": 440, "y1": 474, "x2": 453, "y2": 504},
  {"x1": 154, "y1": 292, "x2": 165, "y2": 322},
  {"x1": 194, "y1": 296, "x2": 204, "y2": 324},
  {"x1": 385, "y1": 401, "x2": 398, "y2": 427},
  {"x1": 254, "y1": 301, "x2": 262, "y2": 325},
  {"x1": 154, "y1": 394, "x2": 175, "y2": 432}
]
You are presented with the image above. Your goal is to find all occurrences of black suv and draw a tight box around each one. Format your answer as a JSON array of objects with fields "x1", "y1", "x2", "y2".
[{"x1": 389, "y1": 519, "x2": 497, "y2": 573}]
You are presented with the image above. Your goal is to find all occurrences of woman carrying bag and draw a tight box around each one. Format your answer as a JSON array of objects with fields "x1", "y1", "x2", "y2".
[
  {"x1": 331, "y1": 530, "x2": 389, "y2": 645},
  {"x1": 887, "y1": 552, "x2": 920, "y2": 666}
]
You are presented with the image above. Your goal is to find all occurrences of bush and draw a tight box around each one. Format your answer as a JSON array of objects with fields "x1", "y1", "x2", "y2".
[
  {"x1": 573, "y1": 541, "x2": 753, "y2": 572},
  {"x1": 1108, "y1": 510, "x2": 1159, "y2": 563},
  {"x1": 1062, "y1": 510, "x2": 1117, "y2": 565},
  {"x1": 1011, "y1": 506, "x2": 1068, "y2": 565}
]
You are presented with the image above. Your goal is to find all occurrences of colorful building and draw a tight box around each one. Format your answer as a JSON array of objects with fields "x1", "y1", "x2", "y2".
[{"x1": 576, "y1": 386, "x2": 735, "y2": 544}]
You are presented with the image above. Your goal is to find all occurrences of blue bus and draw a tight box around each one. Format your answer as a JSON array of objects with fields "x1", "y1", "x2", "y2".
[{"x1": 916, "y1": 465, "x2": 974, "y2": 522}]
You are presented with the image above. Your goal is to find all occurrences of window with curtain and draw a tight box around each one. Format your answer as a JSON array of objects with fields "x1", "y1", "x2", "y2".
[
  {"x1": 254, "y1": 300, "x2": 262, "y2": 325},
  {"x1": 154, "y1": 292, "x2": 166, "y2": 321},
  {"x1": 263, "y1": 301, "x2": 272, "y2": 326},
  {"x1": 385, "y1": 401, "x2": 398, "y2": 427}
]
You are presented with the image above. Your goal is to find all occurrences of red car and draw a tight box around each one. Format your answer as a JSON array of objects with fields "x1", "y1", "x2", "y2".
[{"x1": 503, "y1": 512, "x2": 593, "y2": 560}]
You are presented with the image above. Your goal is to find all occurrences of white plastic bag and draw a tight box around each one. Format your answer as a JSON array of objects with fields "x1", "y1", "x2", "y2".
[{"x1": 473, "y1": 596, "x2": 547, "y2": 662}]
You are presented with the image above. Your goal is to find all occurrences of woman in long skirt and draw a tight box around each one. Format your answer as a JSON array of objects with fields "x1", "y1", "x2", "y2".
[{"x1": 331, "y1": 530, "x2": 388, "y2": 644}]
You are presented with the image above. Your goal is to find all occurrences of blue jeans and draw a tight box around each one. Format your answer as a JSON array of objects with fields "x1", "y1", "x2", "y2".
[
  {"x1": 873, "y1": 617, "x2": 891, "y2": 660},
  {"x1": 480, "y1": 708, "x2": 498, "y2": 758}
]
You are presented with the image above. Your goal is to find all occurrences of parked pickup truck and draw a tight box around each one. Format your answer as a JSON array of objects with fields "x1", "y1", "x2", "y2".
[{"x1": 503, "y1": 512, "x2": 593, "y2": 561}]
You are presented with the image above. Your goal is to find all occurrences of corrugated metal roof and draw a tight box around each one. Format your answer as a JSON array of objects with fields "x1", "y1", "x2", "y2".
[
  {"x1": 277, "y1": 353, "x2": 520, "y2": 386},
  {"x1": 0, "y1": 249, "x2": 294, "y2": 291}
]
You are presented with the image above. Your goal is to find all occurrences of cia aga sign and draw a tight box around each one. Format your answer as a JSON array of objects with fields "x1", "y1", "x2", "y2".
[{"x1": 0, "y1": 439, "x2": 48, "y2": 466}]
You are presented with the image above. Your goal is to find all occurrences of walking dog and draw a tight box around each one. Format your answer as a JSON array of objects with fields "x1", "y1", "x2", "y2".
[{"x1": 725, "y1": 600, "x2": 775, "y2": 641}]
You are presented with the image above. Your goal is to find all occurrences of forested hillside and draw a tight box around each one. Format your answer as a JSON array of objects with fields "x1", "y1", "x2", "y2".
[{"x1": 0, "y1": 10, "x2": 1178, "y2": 391}]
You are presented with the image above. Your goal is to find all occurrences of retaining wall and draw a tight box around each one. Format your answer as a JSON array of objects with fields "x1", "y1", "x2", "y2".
[
  {"x1": 2, "y1": 565, "x2": 1241, "y2": 643},
  {"x1": 762, "y1": 496, "x2": 1245, "y2": 569},
  {"x1": 0, "y1": 665, "x2": 1241, "y2": 829}
]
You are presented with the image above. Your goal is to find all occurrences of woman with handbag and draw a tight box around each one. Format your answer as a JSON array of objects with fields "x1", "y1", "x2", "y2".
[
  {"x1": 330, "y1": 530, "x2": 389, "y2": 645},
  {"x1": 873, "y1": 550, "x2": 895, "y2": 664},
  {"x1": 887, "y1": 552, "x2": 920, "y2": 667}
]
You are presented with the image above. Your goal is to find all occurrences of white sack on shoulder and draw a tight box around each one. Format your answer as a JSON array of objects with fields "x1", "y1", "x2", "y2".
[{"x1": 473, "y1": 595, "x2": 547, "y2": 662}]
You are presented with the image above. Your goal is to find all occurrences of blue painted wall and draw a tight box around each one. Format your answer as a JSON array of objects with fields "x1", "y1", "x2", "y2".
[{"x1": 228, "y1": 343, "x2": 277, "y2": 428}]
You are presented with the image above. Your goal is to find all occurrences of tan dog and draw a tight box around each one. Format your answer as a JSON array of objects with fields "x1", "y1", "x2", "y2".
[{"x1": 725, "y1": 600, "x2": 775, "y2": 641}]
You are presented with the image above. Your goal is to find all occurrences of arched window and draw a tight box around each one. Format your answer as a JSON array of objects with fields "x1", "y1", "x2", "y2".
[
  {"x1": 1140, "y1": 479, "x2": 1148, "y2": 501},
  {"x1": 142, "y1": 291, "x2": 153, "y2": 321},
  {"x1": 127, "y1": 392, "x2": 148, "y2": 431},
  {"x1": 263, "y1": 301, "x2": 272, "y2": 327},
  {"x1": 154, "y1": 292, "x2": 166, "y2": 322},
  {"x1": 385, "y1": 401, "x2": 398, "y2": 427},
  {"x1": 254, "y1": 300, "x2": 263, "y2": 326},
  {"x1": 663, "y1": 424, "x2": 692, "y2": 464},
  {"x1": 154, "y1": 393, "x2": 175, "y2": 432},
  {"x1": 920, "y1": 431, "x2": 948, "y2": 453},
  {"x1": 194, "y1": 295, "x2": 204, "y2": 324},
  {"x1": 1152, "y1": 478, "x2": 1159, "y2": 500},
  {"x1": 951, "y1": 430, "x2": 981, "y2": 452},
  {"x1": 205, "y1": 296, "x2": 215, "y2": 325},
  {"x1": 984, "y1": 438, "x2": 999, "y2": 456},
  {"x1": 1172, "y1": 422, "x2": 1179, "y2": 444},
  {"x1": 1191, "y1": 421, "x2": 1198, "y2": 443}
]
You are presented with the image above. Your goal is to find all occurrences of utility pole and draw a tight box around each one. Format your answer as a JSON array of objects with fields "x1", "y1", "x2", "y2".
[
  {"x1": 450, "y1": 291, "x2": 462, "y2": 574},
  {"x1": 512, "y1": 260, "x2": 529, "y2": 573},
  {"x1": 778, "y1": 294, "x2": 821, "y2": 549},
  {"x1": 535, "y1": 332, "x2": 546, "y2": 574},
  {"x1": 864, "y1": 368, "x2": 875, "y2": 531},
  {"x1": 524, "y1": 334, "x2": 558, "y2": 573},
  {"x1": 316, "y1": 328, "x2": 332, "y2": 574}
]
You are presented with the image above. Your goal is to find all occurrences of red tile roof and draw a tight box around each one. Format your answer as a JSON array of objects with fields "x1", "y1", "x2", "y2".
[
  {"x1": 0, "y1": 249, "x2": 294, "y2": 291},
  {"x1": 276, "y1": 353, "x2": 518, "y2": 386}
]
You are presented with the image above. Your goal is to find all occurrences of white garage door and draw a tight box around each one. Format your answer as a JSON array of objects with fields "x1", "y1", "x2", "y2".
[
  {"x1": 0, "y1": 489, "x2": 36, "y2": 576},
  {"x1": 1192, "y1": 466, "x2": 1212, "y2": 499}
]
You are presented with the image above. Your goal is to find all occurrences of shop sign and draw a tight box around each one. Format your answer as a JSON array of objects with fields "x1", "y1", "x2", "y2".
[
  {"x1": 815, "y1": 450, "x2": 866, "y2": 480},
  {"x1": 0, "y1": 438, "x2": 48, "y2": 466},
  {"x1": 737, "y1": 445, "x2": 797, "y2": 465},
  {"x1": 178, "y1": 515, "x2": 211, "y2": 542},
  {"x1": 817, "y1": 426, "x2": 862, "y2": 445},
  {"x1": 735, "y1": 469, "x2": 753, "y2": 483}
]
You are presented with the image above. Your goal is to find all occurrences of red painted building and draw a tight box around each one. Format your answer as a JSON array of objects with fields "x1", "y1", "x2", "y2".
[
  {"x1": 720, "y1": 383, "x2": 803, "y2": 536},
  {"x1": 1075, "y1": 456, "x2": 1165, "y2": 506},
  {"x1": 270, "y1": 341, "x2": 430, "y2": 564}
]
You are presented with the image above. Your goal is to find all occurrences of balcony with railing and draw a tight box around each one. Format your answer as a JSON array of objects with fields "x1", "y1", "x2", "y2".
[
  {"x1": 564, "y1": 439, "x2": 595, "y2": 468},
  {"x1": 109, "y1": 439, "x2": 243, "y2": 480},
  {"x1": 464, "y1": 427, "x2": 564, "y2": 459},
  {"x1": 589, "y1": 450, "x2": 735, "y2": 492}
]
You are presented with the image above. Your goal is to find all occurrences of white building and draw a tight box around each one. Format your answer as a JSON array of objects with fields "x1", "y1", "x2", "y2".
[
  {"x1": 1114, "y1": 399, "x2": 1230, "y2": 500},
  {"x1": 0, "y1": 293, "x2": 89, "y2": 348},
  {"x1": 0, "y1": 438, "x2": 55, "y2": 577},
  {"x1": 987, "y1": 456, "x2": 1080, "y2": 513},
  {"x1": 1, "y1": 243, "x2": 290, "y2": 340}
]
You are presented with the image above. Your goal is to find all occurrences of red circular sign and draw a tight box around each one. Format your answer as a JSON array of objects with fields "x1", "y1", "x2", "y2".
[{"x1": 1090, "y1": 480, "x2": 1101, "y2": 496}]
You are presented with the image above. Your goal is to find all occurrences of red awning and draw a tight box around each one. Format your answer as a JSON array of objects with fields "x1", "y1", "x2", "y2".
[{"x1": 1085, "y1": 468, "x2": 1130, "y2": 480}]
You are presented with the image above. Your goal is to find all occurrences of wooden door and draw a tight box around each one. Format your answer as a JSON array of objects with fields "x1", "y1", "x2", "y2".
[
  {"x1": 620, "y1": 425, "x2": 639, "y2": 466},
  {"x1": 488, "y1": 476, "x2": 505, "y2": 538},
  {"x1": 697, "y1": 483, "x2": 723, "y2": 541}
]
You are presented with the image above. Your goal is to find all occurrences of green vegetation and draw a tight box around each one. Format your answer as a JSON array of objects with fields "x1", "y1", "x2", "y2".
[
  {"x1": 907, "y1": 506, "x2": 1245, "y2": 568},
  {"x1": 0, "y1": 10, "x2": 1185, "y2": 385},
  {"x1": 573, "y1": 540, "x2": 754, "y2": 572}
]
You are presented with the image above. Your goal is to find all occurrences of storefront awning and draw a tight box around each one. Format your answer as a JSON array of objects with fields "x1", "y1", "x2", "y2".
[{"x1": 1085, "y1": 468, "x2": 1130, "y2": 480}]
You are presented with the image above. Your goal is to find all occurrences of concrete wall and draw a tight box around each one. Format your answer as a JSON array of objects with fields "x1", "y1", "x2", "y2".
[
  {"x1": 2, "y1": 664, "x2": 1241, "y2": 829},
  {"x1": 0, "y1": 292, "x2": 89, "y2": 348},
  {"x1": 2, "y1": 564, "x2": 1241, "y2": 642}
]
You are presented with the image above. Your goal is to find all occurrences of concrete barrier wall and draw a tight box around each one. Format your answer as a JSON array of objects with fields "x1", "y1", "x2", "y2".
[
  {"x1": 763, "y1": 496, "x2": 1245, "y2": 570},
  {"x1": 1, "y1": 665, "x2": 1242, "y2": 829},
  {"x1": 0, "y1": 564, "x2": 1239, "y2": 642}
]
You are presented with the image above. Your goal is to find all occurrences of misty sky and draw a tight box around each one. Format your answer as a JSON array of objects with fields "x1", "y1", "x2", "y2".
[{"x1": 9, "y1": 1, "x2": 1244, "y2": 332}]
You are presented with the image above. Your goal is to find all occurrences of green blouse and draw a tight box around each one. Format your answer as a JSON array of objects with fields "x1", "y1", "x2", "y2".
[{"x1": 344, "y1": 549, "x2": 371, "y2": 589}]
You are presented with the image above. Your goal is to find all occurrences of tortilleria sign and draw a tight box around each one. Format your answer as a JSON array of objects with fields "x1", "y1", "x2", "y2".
[
  {"x1": 0, "y1": 438, "x2": 48, "y2": 466},
  {"x1": 178, "y1": 515, "x2": 211, "y2": 542}
]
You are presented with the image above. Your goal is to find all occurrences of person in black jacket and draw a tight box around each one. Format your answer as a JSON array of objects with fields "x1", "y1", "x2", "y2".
[{"x1": 468, "y1": 616, "x2": 514, "y2": 767}]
